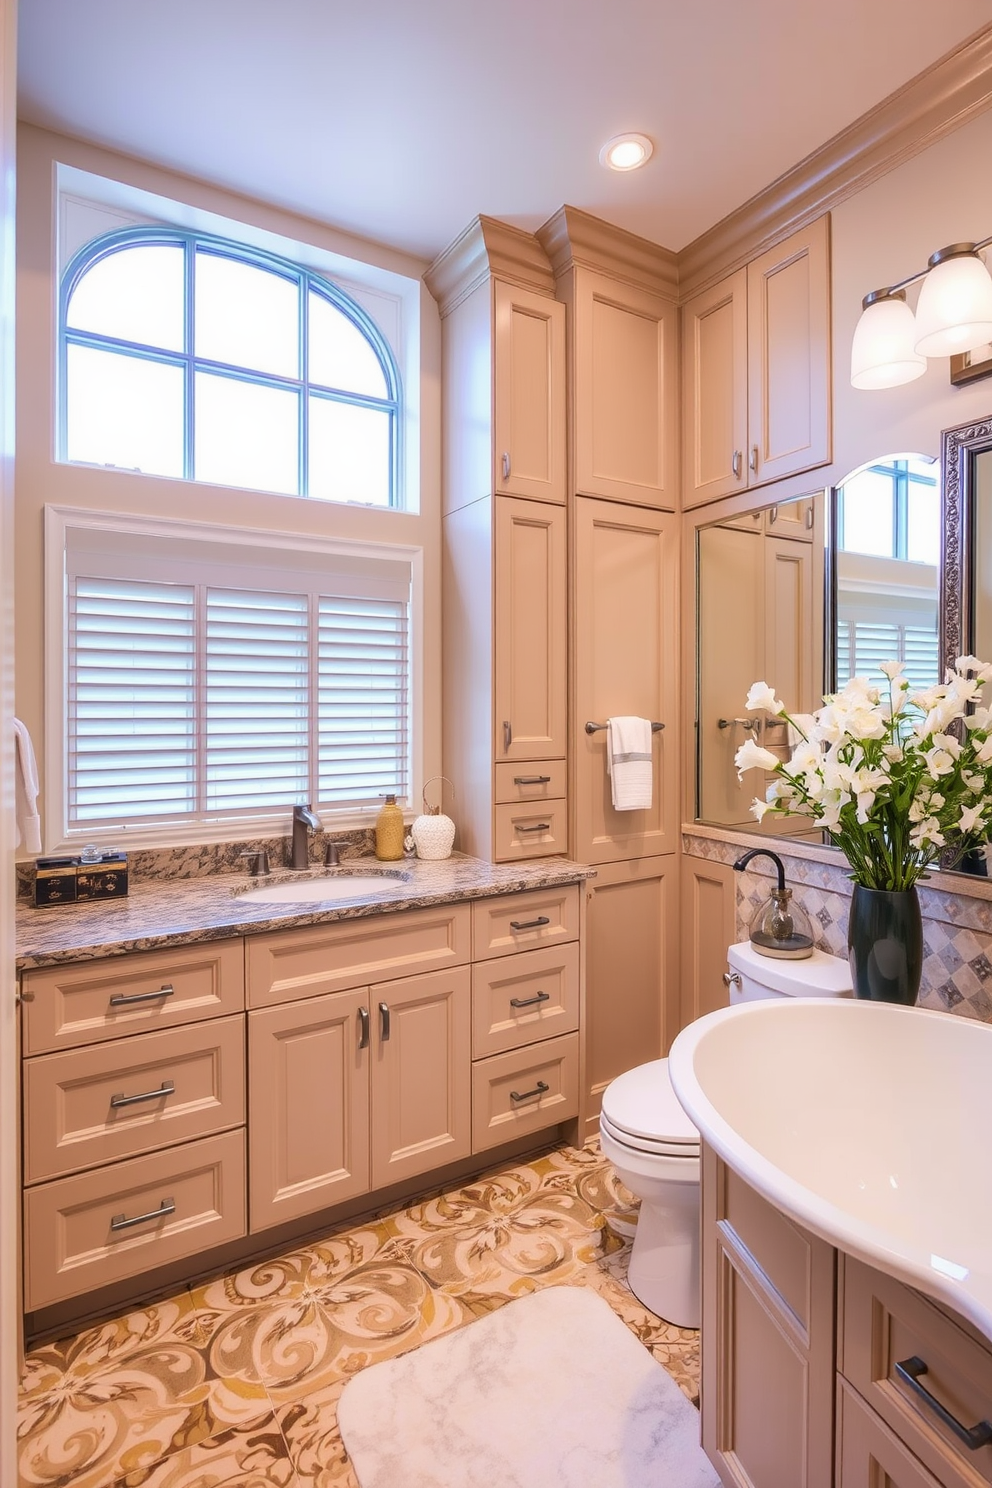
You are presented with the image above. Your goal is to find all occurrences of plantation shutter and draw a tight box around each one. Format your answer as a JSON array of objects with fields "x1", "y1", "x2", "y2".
[
  {"x1": 64, "y1": 526, "x2": 412, "y2": 831},
  {"x1": 835, "y1": 617, "x2": 938, "y2": 692}
]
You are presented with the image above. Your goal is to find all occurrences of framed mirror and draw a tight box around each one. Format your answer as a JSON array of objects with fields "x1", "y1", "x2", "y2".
[{"x1": 940, "y1": 415, "x2": 992, "y2": 679}]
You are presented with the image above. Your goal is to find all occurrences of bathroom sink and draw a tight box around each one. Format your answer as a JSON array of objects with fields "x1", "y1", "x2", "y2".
[
  {"x1": 235, "y1": 870, "x2": 409, "y2": 906},
  {"x1": 668, "y1": 998, "x2": 992, "y2": 1344}
]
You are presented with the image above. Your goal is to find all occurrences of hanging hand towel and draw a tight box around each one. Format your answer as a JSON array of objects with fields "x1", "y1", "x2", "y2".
[
  {"x1": 606, "y1": 716, "x2": 653, "y2": 811},
  {"x1": 14, "y1": 717, "x2": 42, "y2": 853}
]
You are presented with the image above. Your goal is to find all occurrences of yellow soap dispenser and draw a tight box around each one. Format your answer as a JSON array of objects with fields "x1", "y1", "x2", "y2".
[{"x1": 375, "y1": 794, "x2": 405, "y2": 861}]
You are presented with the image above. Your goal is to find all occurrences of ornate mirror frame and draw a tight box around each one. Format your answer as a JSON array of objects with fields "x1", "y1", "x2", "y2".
[{"x1": 940, "y1": 414, "x2": 992, "y2": 677}]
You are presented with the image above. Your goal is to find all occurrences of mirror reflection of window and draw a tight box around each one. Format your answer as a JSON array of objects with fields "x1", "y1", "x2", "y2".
[{"x1": 835, "y1": 455, "x2": 939, "y2": 692}]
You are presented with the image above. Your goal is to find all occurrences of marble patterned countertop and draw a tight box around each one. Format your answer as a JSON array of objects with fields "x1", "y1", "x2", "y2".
[{"x1": 15, "y1": 853, "x2": 596, "y2": 970}]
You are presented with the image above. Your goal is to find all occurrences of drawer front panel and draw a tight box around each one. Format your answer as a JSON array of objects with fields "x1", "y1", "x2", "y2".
[
  {"x1": 22, "y1": 941, "x2": 245, "y2": 1056},
  {"x1": 494, "y1": 760, "x2": 567, "y2": 805},
  {"x1": 23, "y1": 1016, "x2": 245, "y2": 1184},
  {"x1": 24, "y1": 1130, "x2": 246, "y2": 1310},
  {"x1": 472, "y1": 943, "x2": 579, "y2": 1058},
  {"x1": 471, "y1": 1032, "x2": 579, "y2": 1152},
  {"x1": 246, "y1": 903, "x2": 471, "y2": 1009},
  {"x1": 472, "y1": 884, "x2": 580, "y2": 961},
  {"x1": 837, "y1": 1377, "x2": 944, "y2": 1488},
  {"x1": 842, "y1": 1256, "x2": 992, "y2": 1487},
  {"x1": 493, "y1": 801, "x2": 568, "y2": 861}
]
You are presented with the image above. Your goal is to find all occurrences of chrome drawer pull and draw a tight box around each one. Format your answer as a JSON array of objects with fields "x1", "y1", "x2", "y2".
[
  {"x1": 895, "y1": 1356, "x2": 992, "y2": 1450},
  {"x1": 510, "y1": 1080, "x2": 550, "y2": 1103},
  {"x1": 109, "y1": 984, "x2": 175, "y2": 1008},
  {"x1": 358, "y1": 1006, "x2": 370, "y2": 1050},
  {"x1": 509, "y1": 990, "x2": 551, "y2": 1009},
  {"x1": 515, "y1": 822, "x2": 550, "y2": 833},
  {"x1": 379, "y1": 1001, "x2": 391, "y2": 1041},
  {"x1": 509, "y1": 916, "x2": 551, "y2": 931},
  {"x1": 109, "y1": 1080, "x2": 175, "y2": 1109},
  {"x1": 110, "y1": 1198, "x2": 176, "y2": 1232},
  {"x1": 513, "y1": 775, "x2": 551, "y2": 785}
]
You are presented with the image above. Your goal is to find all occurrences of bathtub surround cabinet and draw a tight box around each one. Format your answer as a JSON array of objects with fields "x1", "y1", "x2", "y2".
[
  {"x1": 17, "y1": 868, "x2": 585, "y2": 1334},
  {"x1": 702, "y1": 1146, "x2": 992, "y2": 1488}
]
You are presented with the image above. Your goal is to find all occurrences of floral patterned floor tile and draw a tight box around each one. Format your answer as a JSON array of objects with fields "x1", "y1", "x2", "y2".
[
  {"x1": 276, "y1": 1379, "x2": 357, "y2": 1488},
  {"x1": 107, "y1": 1410, "x2": 295, "y2": 1488}
]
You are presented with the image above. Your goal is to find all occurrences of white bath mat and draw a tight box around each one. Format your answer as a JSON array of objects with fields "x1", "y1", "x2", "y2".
[{"x1": 337, "y1": 1284, "x2": 720, "y2": 1488}]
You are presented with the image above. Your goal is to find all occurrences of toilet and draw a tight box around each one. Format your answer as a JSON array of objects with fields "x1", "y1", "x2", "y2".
[{"x1": 599, "y1": 939, "x2": 852, "y2": 1327}]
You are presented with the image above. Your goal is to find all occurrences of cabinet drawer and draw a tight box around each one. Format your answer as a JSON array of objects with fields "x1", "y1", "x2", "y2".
[
  {"x1": 23, "y1": 1016, "x2": 245, "y2": 1184},
  {"x1": 493, "y1": 801, "x2": 568, "y2": 861},
  {"x1": 472, "y1": 943, "x2": 579, "y2": 1058},
  {"x1": 22, "y1": 941, "x2": 246, "y2": 1056},
  {"x1": 24, "y1": 1129, "x2": 246, "y2": 1310},
  {"x1": 246, "y1": 902, "x2": 471, "y2": 1009},
  {"x1": 471, "y1": 1032, "x2": 579, "y2": 1152},
  {"x1": 472, "y1": 884, "x2": 579, "y2": 960},
  {"x1": 837, "y1": 1377, "x2": 944, "y2": 1488},
  {"x1": 841, "y1": 1256, "x2": 992, "y2": 1487},
  {"x1": 494, "y1": 759, "x2": 567, "y2": 804}
]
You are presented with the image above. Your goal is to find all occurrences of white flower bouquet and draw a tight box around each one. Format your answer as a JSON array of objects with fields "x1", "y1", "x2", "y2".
[{"x1": 734, "y1": 657, "x2": 992, "y2": 890}]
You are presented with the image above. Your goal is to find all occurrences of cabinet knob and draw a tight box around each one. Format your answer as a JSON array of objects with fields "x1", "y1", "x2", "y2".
[
  {"x1": 732, "y1": 449, "x2": 743, "y2": 479},
  {"x1": 749, "y1": 445, "x2": 759, "y2": 473},
  {"x1": 501, "y1": 452, "x2": 511, "y2": 481}
]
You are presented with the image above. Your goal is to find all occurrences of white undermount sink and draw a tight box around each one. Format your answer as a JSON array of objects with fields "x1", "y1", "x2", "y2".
[
  {"x1": 236, "y1": 871, "x2": 409, "y2": 906},
  {"x1": 668, "y1": 998, "x2": 992, "y2": 1344}
]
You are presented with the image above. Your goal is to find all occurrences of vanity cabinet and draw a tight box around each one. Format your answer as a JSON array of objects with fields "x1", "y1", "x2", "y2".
[
  {"x1": 428, "y1": 219, "x2": 568, "y2": 861},
  {"x1": 701, "y1": 1147, "x2": 992, "y2": 1488},
  {"x1": 682, "y1": 216, "x2": 831, "y2": 508}
]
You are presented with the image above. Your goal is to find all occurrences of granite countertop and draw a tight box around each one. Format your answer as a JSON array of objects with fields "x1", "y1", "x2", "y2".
[{"x1": 15, "y1": 853, "x2": 596, "y2": 970}]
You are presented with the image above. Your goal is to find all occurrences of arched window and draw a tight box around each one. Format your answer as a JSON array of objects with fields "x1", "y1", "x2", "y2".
[{"x1": 59, "y1": 229, "x2": 401, "y2": 506}]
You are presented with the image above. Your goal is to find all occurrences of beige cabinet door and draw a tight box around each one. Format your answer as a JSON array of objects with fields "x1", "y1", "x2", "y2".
[
  {"x1": 494, "y1": 496, "x2": 567, "y2": 762},
  {"x1": 248, "y1": 989, "x2": 370, "y2": 1232},
  {"x1": 573, "y1": 498, "x2": 678, "y2": 862},
  {"x1": 572, "y1": 268, "x2": 679, "y2": 510},
  {"x1": 746, "y1": 216, "x2": 831, "y2": 488},
  {"x1": 682, "y1": 268, "x2": 748, "y2": 509},
  {"x1": 580, "y1": 857, "x2": 677, "y2": 1141},
  {"x1": 680, "y1": 856, "x2": 737, "y2": 1028},
  {"x1": 493, "y1": 280, "x2": 566, "y2": 504},
  {"x1": 765, "y1": 494, "x2": 816, "y2": 540},
  {"x1": 370, "y1": 966, "x2": 472, "y2": 1189}
]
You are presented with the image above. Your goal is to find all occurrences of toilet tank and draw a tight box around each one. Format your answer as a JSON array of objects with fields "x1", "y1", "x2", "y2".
[{"x1": 726, "y1": 939, "x2": 852, "y2": 1003}]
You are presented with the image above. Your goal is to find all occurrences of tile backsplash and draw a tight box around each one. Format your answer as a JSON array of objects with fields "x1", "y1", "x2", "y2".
[{"x1": 684, "y1": 827, "x2": 992, "y2": 1022}]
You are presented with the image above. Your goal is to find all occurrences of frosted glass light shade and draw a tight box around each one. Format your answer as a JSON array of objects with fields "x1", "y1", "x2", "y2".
[
  {"x1": 913, "y1": 252, "x2": 992, "y2": 358},
  {"x1": 850, "y1": 295, "x2": 927, "y2": 390}
]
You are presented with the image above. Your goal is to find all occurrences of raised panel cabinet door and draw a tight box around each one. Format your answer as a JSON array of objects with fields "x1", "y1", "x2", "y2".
[
  {"x1": 679, "y1": 856, "x2": 737, "y2": 1028},
  {"x1": 573, "y1": 268, "x2": 679, "y2": 509},
  {"x1": 247, "y1": 988, "x2": 371, "y2": 1232},
  {"x1": 494, "y1": 496, "x2": 567, "y2": 762},
  {"x1": 682, "y1": 268, "x2": 749, "y2": 509},
  {"x1": 746, "y1": 215, "x2": 831, "y2": 488},
  {"x1": 837, "y1": 1378, "x2": 945, "y2": 1488},
  {"x1": 370, "y1": 966, "x2": 472, "y2": 1190},
  {"x1": 493, "y1": 280, "x2": 566, "y2": 504},
  {"x1": 573, "y1": 498, "x2": 678, "y2": 863},
  {"x1": 580, "y1": 857, "x2": 677, "y2": 1141}
]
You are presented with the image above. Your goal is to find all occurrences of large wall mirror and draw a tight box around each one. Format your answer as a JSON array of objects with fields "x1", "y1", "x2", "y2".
[{"x1": 695, "y1": 453, "x2": 950, "y2": 854}]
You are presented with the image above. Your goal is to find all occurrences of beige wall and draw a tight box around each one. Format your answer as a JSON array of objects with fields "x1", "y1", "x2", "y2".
[{"x1": 14, "y1": 124, "x2": 443, "y2": 851}]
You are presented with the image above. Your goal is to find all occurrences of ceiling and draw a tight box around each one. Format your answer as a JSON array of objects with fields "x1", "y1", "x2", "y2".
[{"x1": 17, "y1": 0, "x2": 992, "y2": 263}]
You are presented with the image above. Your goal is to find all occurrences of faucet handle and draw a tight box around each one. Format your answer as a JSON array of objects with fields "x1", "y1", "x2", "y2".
[
  {"x1": 239, "y1": 849, "x2": 270, "y2": 876},
  {"x1": 324, "y1": 841, "x2": 341, "y2": 867}
]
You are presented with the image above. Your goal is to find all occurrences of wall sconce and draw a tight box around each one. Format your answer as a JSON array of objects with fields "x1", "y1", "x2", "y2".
[{"x1": 851, "y1": 239, "x2": 992, "y2": 390}]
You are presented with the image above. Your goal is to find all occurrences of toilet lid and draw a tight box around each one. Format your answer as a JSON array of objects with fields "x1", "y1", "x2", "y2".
[
  {"x1": 600, "y1": 1110, "x2": 700, "y2": 1159},
  {"x1": 600, "y1": 1058, "x2": 699, "y2": 1146}
]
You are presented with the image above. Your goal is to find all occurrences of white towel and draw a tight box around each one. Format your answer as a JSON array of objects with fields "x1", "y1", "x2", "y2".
[
  {"x1": 606, "y1": 716, "x2": 653, "y2": 811},
  {"x1": 14, "y1": 717, "x2": 42, "y2": 853}
]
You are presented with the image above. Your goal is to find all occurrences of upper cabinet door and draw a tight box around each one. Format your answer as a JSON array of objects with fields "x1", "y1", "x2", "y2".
[
  {"x1": 494, "y1": 496, "x2": 567, "y2": 762},
  {"x1": 747, "y1": 216, "x2": 831, "y2": 488},
  {"x1": 572, "y1": 269, "x2": 679, "y2": 510},
  {"x1": 493, "y1": 281, "x2": 566, "y2": 504},
  {"x1": 682, "y1": 268, "x2": 748, "y2": 509}
]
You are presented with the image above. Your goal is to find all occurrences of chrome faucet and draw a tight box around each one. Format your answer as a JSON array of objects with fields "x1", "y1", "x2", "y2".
[{"x1": 290, "y1": 803, "x2": 320, "y2": 869}]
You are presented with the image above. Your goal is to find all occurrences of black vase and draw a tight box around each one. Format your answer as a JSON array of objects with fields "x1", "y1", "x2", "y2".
[{"x1": 847, "y1": 885, "x2": 923, "y2": 1005}]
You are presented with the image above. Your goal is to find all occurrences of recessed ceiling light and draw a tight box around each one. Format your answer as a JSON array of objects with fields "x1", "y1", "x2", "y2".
[{"x1": 599, "y1": 133, "x2": 654, "y2": 172}]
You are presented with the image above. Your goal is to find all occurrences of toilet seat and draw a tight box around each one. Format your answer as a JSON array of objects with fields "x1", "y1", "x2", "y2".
[{"x1": 599, "y1": 1058, "x2": 699, "y2": 1153}]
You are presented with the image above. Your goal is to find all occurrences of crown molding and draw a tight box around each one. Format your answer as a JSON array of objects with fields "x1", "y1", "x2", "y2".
[
  {"x1": 424, "y1": 215, "x2": 555, "y2": 317},
  {"x1": 537, "y1": 204, "x2": 679, "y2": 300},
  {"x1": 677, "y1": 23, "x2": 992, "y2": 299}
]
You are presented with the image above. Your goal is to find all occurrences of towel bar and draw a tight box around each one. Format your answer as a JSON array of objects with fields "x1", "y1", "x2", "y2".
[{"x1": 584, "y1": 720, "x2": 664, "y2": 735}]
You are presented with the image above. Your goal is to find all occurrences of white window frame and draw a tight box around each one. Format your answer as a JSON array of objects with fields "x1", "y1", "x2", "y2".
[{"x1": 44, "y1": 504, "x2": 424, "y2": 852}]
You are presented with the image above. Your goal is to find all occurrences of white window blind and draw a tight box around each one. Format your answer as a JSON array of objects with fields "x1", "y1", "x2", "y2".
[
  {"x1": 835, "y1": 619, "x2": 939, "y2": 693},
  {"x1": 65, "y1": 532, "x2": 411, "y2": 831}
]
